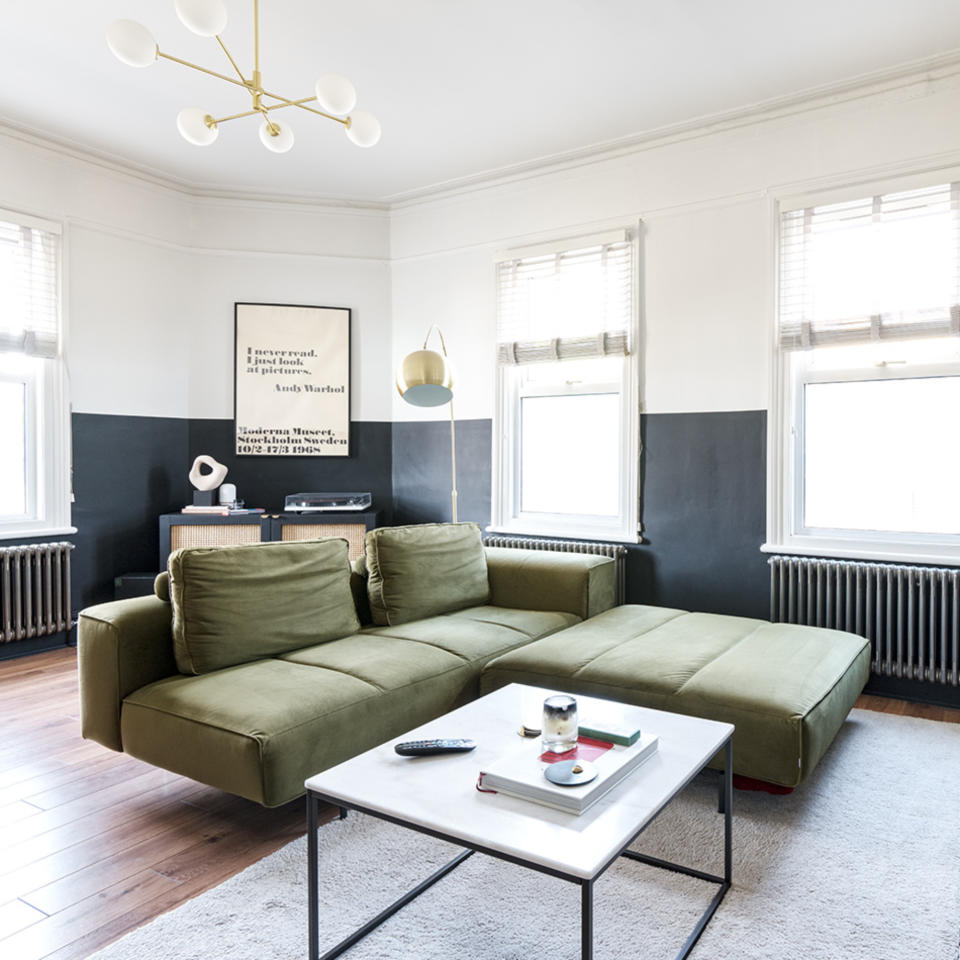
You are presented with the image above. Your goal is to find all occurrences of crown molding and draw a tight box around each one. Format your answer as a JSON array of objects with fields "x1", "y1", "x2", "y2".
[
  {"x1": 386, "y1": 48, "x2": 960, "y2": 210},
  {"x1": 3, "y1": 47, "x2": 960, "y2": 215},
  {"x1": 0, "y1": 118, "x2": 390, "y2": 215}
]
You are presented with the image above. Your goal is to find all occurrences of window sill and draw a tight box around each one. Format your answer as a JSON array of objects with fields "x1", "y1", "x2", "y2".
[
  {"x1": 486, "y1": 523, "x2": 640, "y2": 546},
  {"x1": 0, "y1": 525, "x2": 78, "y2": 542},
  {"x1": 761, "y1": 541, "x2": 960, "y2": 567}
]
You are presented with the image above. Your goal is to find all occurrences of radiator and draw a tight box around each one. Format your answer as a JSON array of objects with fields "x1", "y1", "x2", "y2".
[
  {"x1": 483, "y1": 536, "x2": 627, "y2": 604},
  {"x1": 0, "y1": 542, "x2": 75, "y2": 643},
  {"x1": 768, "y1": 555, "x2": 959, "y2": 686}
]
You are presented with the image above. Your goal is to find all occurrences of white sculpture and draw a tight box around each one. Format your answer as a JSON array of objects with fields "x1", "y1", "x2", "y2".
[{"x1": 189, "y1": 454, "x2": 228, "y2": 491}]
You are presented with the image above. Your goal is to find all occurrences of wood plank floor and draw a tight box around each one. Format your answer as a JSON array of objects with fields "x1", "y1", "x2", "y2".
[{"x1": 1, "y1": 648, "x2": 958, "y2": 960}]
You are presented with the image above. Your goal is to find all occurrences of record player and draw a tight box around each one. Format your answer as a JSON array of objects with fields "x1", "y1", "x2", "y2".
[{"x1": 284, "y1": 492, "x2": 372, "y2": 513}]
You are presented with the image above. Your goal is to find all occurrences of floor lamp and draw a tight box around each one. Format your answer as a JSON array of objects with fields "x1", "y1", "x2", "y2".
[{"x1": 395, "y1": 326, "x2": 458, "y2": 523}]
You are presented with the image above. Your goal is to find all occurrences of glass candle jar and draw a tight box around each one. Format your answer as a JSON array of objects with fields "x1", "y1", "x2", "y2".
[{"x1": 542, "y1": 695, "x2": 578, "y2": 755}]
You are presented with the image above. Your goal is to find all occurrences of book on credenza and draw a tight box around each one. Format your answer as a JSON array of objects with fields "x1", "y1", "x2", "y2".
[
  {"x1": 478, "y1": 729, "x2": 659, "y2": 815},
  {"x1": 180, "y1": 506, "x2": 266, "y2": 515}
]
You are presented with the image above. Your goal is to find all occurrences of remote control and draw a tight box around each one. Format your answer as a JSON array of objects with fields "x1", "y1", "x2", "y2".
[{"x1": 394, "y1": 738, "x2": 477, "y2": 756}]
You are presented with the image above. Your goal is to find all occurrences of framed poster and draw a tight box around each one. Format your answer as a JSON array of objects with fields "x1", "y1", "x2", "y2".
[{"x1": 234, "y1": 302, "x2": 351, "y2": 457}]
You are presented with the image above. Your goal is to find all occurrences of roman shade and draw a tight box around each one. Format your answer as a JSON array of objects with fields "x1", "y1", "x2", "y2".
[
  {"x1": 0, "y1": 214, "x2": 60, "y2": 359},
  {"x1": 496, "y1": 232, "x2": 634, "y2": 365},
  {"x1": 779, "y1": 183, "x2": 960, "y2": 350}
]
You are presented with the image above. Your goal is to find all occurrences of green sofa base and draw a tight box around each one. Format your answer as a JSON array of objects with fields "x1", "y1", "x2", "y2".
[{"x1": 480, "y1": 605, "x2": 872, "y2": 788}]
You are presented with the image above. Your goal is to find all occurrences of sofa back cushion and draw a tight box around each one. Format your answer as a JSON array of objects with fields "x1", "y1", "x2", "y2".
[
  {"x1": 169, "y1": 538, "x2": 360, "y2": 674},
  {"x1": 365, "y1": 522, "x2": 491, "y2": 626}
]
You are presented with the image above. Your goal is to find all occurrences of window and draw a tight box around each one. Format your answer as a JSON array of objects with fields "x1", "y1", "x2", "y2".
[
  {"x1": 768, "y1": 181, "x2": 960, "y2": 563},
  {"x1": 492, "y1": 231, "x2": 639, "y2": 542},
  {"x1": 0, "y1": 211, "x2": 71, "y2": 539}
]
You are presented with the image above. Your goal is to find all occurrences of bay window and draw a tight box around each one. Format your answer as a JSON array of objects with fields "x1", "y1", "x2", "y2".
[
  {"x1": 492, "y1": 230, "x2": 640, "y2": 542},
  {"x1": 767, "y1": 181, "x2": 960, "y2": 563}
]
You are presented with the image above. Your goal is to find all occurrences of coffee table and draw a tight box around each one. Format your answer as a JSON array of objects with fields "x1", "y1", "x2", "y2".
[{"x1": 305, "y1": 683, "x2": 734, "y2": 960}]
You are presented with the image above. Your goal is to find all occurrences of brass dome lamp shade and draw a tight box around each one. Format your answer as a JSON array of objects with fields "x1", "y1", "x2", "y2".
[{"x1": 396, "y1": 326, "x2": 458, "y2": 522}]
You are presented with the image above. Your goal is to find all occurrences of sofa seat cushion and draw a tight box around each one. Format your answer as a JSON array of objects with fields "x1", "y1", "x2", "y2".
[
  {"x1": 364, "y1": 605, "x2": 580, "y2": 665},
  {"x1": 168, "y1": 538, "x2": 359, "y2": 675},
  {"x1": 279, "y1": 634, "x2": 470, "y2": 692},
  {"x1": 365, "y1": 522, "x2": 490, "y2": 626},
  {"x1": 121, "y1": 655, "x2": 473, "y2": 807},
  {"x1": 481, "y1": 604, "x2": 871, "y2": 787}
]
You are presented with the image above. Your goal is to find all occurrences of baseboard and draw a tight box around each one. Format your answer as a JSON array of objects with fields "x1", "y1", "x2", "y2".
[
  {"x1": 864, "y1": 673, "x2": 960, "y2": 709},
  {"x1": 0, "y1": 630, "x2": 74, "y2": 661}
]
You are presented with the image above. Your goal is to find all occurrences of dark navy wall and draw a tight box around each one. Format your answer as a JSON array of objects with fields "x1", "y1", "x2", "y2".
[
  {"x1": 392, "y1": 411, "x2": 769, "y2": 620},
  {"x1": 187, "y1": 419, "x2": 393, "y2": 525}
]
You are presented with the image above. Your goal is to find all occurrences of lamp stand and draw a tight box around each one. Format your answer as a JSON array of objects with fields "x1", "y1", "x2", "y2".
[{"x1": 449, "y1": 398, "x2": 458, "y2": 524}]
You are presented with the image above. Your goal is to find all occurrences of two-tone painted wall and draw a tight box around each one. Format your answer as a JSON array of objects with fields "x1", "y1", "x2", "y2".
[{"x1": 4, "y1": 57, "x2": 960, "y2": 682}]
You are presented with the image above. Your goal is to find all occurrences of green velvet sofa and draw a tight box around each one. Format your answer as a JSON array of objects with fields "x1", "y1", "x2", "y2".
[
  {"x1": 78, "y1": 522, "x2": 870, "y2": 806},
  {"x1": 78, "y1": 525, "x2": 615, "y2": 807}
]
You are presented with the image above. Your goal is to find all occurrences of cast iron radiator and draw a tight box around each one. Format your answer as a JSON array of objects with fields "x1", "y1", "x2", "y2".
[
  {"x1": 768, "y1": 555, "x2": 959, "y2": 686},
  {"x1": 483, "y1": 536, "x2": 627, "y2": 605},
  {"x1": 0, "y1": 542, "x2": 75, "y2": 643}
]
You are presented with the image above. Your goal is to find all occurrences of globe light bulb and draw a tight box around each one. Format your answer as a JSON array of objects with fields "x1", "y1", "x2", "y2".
[
  {"x1": 315, "y1": 74, "x2": 357, "y2": 116},
  {"x1": 345, "y1": 111, "x2": 381, "y2": 148},
  {"x1": 106, "y1": 20, "x2": 157, "y2": 68},
  {"x1": 177, "y1": 109, "x2": 219, "y2": 146},
  {"x1": 175, "y1": 0, "x2": 228, "y2": 37},
  {"x1": 259, "y1": 118, "x2": 295, "y2": 154}
]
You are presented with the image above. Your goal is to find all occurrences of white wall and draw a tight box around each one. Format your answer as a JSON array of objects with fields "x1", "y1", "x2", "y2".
[
  {"x1": 389, "y1": 65, "x2": 960, "y2": 419},
  {"x1": 5, "y1": 59, "x2": 960, "y2": 427},
  {"x1": 0, "y1": 128, "x2": 393, "y2": 422}
]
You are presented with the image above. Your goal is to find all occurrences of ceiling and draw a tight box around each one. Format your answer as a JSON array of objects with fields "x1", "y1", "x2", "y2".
[{"x1": 3, "y1": 1, "x2": 960, "y2": 203}]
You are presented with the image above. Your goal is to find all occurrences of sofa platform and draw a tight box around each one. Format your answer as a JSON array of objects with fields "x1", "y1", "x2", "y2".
[{"x1": 481, "y1": 604, "x2": 871, "y2": 787}]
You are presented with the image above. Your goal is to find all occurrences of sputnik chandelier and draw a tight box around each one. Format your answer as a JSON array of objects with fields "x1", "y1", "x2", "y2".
[{"x1": 106, "y1": 0, "x2": 381, "y2": 154}]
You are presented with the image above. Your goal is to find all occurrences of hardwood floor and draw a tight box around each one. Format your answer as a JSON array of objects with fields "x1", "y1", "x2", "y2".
[
  {"x1": 0, "y1": 648, "x2": 337, "y2": 960},
  {"x1": 0, "y1": 647, "x2": 958, "y2": 960}
]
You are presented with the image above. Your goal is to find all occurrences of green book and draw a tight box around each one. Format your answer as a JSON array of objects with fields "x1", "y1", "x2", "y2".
[{"x1": 578, "y1": 722, "x2": 642, "y2": 747}]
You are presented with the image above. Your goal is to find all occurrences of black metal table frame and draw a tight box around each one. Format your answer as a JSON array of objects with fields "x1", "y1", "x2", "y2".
[{"x1": 307, "y1": 736, "x2": 732, "y2": 960}]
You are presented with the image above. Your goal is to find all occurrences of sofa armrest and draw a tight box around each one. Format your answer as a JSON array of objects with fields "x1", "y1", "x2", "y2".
[
  {"x1": 484, "y1": 547, "x2": 616, "y2": 621},
  {"x1": 78, "y1": 596, "x2": 178, "y2": 752}
]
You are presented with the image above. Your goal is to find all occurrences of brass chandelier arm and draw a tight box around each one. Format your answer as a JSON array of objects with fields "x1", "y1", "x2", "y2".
[
  {"x1": 260, "y1": 89, "x2": 348, "y2": 125},
  {"x1": 215, "y1": 36, "x2": 247, "y2": 84},
  {"x1": 212, "y1": 108, "x2": 260, "y2": 125},
  {"x1": 157, "y1": 51, "x2": 250, "y2": 90}
]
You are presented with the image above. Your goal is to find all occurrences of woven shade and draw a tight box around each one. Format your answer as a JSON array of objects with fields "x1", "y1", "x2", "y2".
[
  {"x1": 496, "y1": 237, "x2": 633, "y2": 366},
  {"x1": 779, "y1": 183, "x2": 960, "y2": 351}
]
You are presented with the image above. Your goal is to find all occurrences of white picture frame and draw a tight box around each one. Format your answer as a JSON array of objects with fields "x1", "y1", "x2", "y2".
[{"x1": 234, "y1": 302, "x2": 351, "y2": 457}]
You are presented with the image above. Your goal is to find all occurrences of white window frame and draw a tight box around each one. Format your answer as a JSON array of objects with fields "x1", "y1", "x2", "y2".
[
  {"x1": 0, "y1": 209, "x2": 73, "y2": 541},
  {"x1": 491, "y1": 231, "x2": 641, "y2": 544},
  {"x1": 765, "y1": 180, "x2": 960, "y2": 565}
]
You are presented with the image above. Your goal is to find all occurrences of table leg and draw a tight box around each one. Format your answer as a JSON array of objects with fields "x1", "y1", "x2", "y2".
[
  {"x1": 581, "y1": 879, "x2": 594, "y2": 960},
  {"x1": 723, "y1": 738, "x2": 733, "y2": 884},
  {"x1": 308, "y1": 792, "x2": 319, "y2": 960}
]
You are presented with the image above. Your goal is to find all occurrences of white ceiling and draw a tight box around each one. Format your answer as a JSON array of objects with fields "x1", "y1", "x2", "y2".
[{"x1": 3, "y1": 1, "x2": 960, "y2": 203}]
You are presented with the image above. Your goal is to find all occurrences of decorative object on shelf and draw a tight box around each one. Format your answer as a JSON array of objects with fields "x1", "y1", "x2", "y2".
[
  {"x1": 105, "y1": 0, "x2": 381, "y2": 156},
  {"x1": 396, "y1": 326, "x2": 458, "y2": 522},
  {"x1": 542, "y1": 694, "x2": 578, "y2": 755},
  {"x1": 235, "y1": 303, "x2": 351, "y2": 458},
  {"x1": 188, "y1": 455, "x2": 228, "y2": 505},
  {"x1": 218, "y1": 483, "x2": 238, "y2": 508}
]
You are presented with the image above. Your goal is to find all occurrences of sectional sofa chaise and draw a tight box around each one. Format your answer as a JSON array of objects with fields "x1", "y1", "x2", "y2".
[{"x1": 78, "y1": 523, "x2": 870, "y2": 807}]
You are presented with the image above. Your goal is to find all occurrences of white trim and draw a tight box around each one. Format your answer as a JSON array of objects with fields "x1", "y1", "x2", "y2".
[
  {"x1": 497, "y1": 229, "x2": 630, "y2": 262},
  {"x1": 0, "y1": 205, "x2": 61, "y2": 235},
  {"x1": 761, "y1": 541, "x2": 960, "y2": 567},
  {"x1": 0, "y1": 525, "x2": 77, "y2": 542}
]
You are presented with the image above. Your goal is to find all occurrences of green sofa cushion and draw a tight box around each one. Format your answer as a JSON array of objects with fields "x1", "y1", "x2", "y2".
[
  {"x1": 365, "y1": 522, "x2": 490, "y2": 626},
  {"x1": 481, "y1": 604, "x2": 871, "y2": 787},
  {"x1": 121, "y1": 655, "x2": 475, "y2": 806},
  {"x1": 363, "y1": 605, "x2": 579, "y2": 665},
  {"x1": 168, "y1": 538, "x2": 360, "y2": 675}
]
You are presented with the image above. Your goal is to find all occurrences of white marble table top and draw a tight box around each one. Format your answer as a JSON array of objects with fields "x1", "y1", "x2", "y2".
[{"x1": 305, "y1": 684, "x2": 733, "y2": 880}]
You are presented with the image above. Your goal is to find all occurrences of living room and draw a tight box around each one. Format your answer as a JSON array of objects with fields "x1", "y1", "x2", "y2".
[{"x1": 2, "y1": 1, "x2": 960, "y2": 958}]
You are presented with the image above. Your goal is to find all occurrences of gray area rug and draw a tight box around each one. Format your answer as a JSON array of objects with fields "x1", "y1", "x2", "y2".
[{"x1": 91, "y1": 709, "x2": 960, "y2": 960}]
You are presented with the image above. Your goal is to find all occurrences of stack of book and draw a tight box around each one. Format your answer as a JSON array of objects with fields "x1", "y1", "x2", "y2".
[{"x1": 478, "y1": 724, "x2": 658, "y2": 815}]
